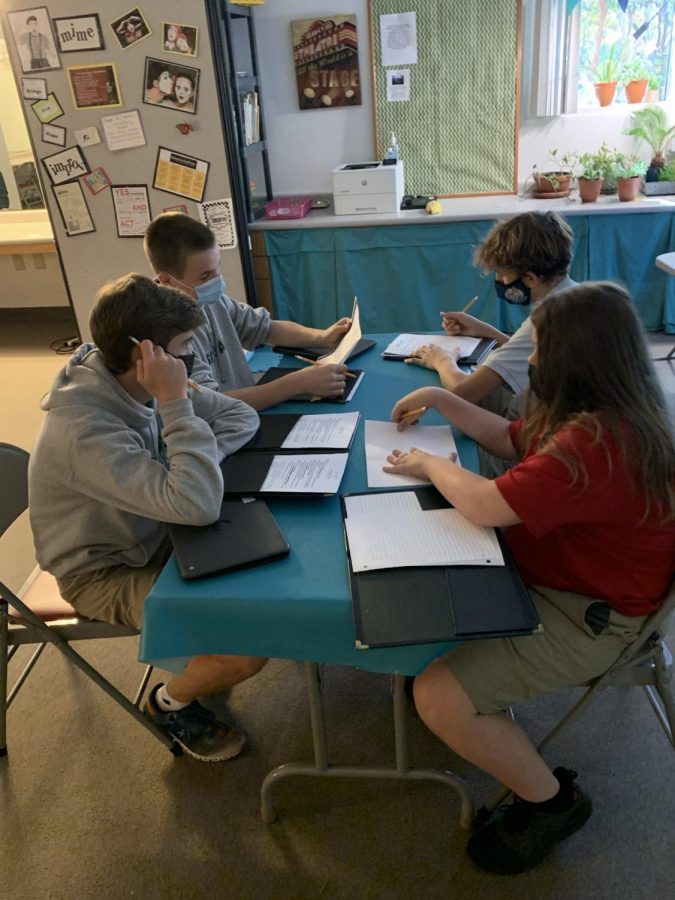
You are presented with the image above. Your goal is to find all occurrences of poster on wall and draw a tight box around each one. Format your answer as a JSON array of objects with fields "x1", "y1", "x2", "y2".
[
  {"x1": 291, "y1": 15, "x2": 361, "y2": 110},
  {"x1": 143, "y1": 58, "x2": 200, "y2": 113},
  {"x1": 52, "y1": 14, "x2": 105, "y2": 53},
  {"x1": 162, "y1": 22, "x2": 198, "y2": 57},
  {"x1": 21, "y1": 76, "x2": 47, "y2": 100},
  {"x1": 41, "y1": 122, "x2": 66, "y2": 146},
  {"x1": 198, "y1": 199, "x2": 237, "y2": 250},
  {"x1": 42, "y1": 145, "x2": 90, "y2": 185},
  {"x1": 111, "y1": 184, "x2": 151, "y2": 237},
  {"x1": 153, "y1": 147, "x2": 209, "y2": 202},
  {"x1": 53, "y1": 181, "x2": 95, "y2": 236},
  {"x1": 110, "y1": 8, "x2": 151, "y2": 49},
  {"x1": 82, "y1": 167, "x2": 111, "y2": 195},
  {"x1": 101, "y1": 110, "x2": 146, "y2": 151},
  {"x1": 67, "y1": 63, "x2": 122, "y2": 109},
  {"x1": 7, "y1": 7, "x2": 61, "y2": 73}
]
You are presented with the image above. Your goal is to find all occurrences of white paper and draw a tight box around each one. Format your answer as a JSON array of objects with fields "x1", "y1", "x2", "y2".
[
  {"x1": 344, "y1": 492, "x2": 504, "y2": 572},
  {"x1": 380, "y1": 12, "x2": 418, "y2": 67},
  {"x1": 111, "y1": 185, "x2": 151, "y2": 237},
  {"x1": 318, "y1": 298, "x2": 362, "y2": 366},
  {"x1": 260, "y1": 454, "x2": 348, "y2": 494},
  {"x1": 53, "y1": 182, "x2": 94, "y2": 236},
  {"x1": 198, "y1": 198, "x2": 237, "y2": 250},
  {"x1": 365, "y1": 420, "x2": 460, "y2": 488},
  {"x1": 74, "y1": 126, "x2": 101, "y2": 148},
  {"x1": 283, "y1": 412, "x2": 359, "y2": 450},
  {"x1": 101, "y1": 111, "x2": 146, "y2": 151},
  {"x1": 384, "y1": 333, "x2": 481, "y2": 359},
  {"x1": 387, "y1": 70, "x2": 410, "y2": 102}
]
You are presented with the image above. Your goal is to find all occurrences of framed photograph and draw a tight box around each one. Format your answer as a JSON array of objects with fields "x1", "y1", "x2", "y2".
[
  {"x1": 42, "y1": 145, "x2": 90, "y2": 185},
  {"x1": 67, "y1": 63, "x2": 122, "y2": 109},
  {"x1": 82, "y1": 166, "x2": 111, "y2": 195},
  {"x1": 153, "y1": 147, "x2": 209, "y2": 203},
  {"x1": 110, "y1": 7, "x2": 151, "y2": 49},
  {"x1": 143, "y1": 58, "x2": 200, "y2": 114},
  {"x1": 21, "y1": 76, "x2": 47, "y2": 100},
  {"x1": 31, "y1": 92, "x2": 64, "y2": 124},
  {"x1": 53, "y1": 181, "x2": 95, "y2": 236},
  {"x1": 162, "y1": 22, "x2": 198, "y2": 57},
  {"x1": 7, "y1": 7, "x2": 61, "y2": 73},
  {"x1": 52, "y1": 14, "x2": 104, "y2": 53},
  {"x1": 292, "y1": 15, "x2": 362, "y2": 110},
  {"x1": 100, "y1": 110, "x2": 146, "y2": 151},
  {"x1": 41, "y1": 122, "x2": 66, "y2": 147},
  {"x1": 111, "y1": 184, "x2": 151, "y2": 237}
]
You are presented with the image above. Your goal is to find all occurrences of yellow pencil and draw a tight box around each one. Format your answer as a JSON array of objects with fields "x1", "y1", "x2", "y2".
[
  {"x1": 398, "y1": 405, "x2": 428, "y2": 421},
  {"x1": 460, "y1": 295, "x2": 478, "y2": 314}
]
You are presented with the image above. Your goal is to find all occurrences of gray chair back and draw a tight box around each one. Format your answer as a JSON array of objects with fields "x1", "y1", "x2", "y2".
[{"x1": 0, "y1": 443, "x2": 29, "y2": 539}]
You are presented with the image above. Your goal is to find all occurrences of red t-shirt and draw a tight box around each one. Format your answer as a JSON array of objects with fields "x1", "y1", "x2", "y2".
[{"x1": 495, "y1": 420, "x2": 675, "y2": 615}]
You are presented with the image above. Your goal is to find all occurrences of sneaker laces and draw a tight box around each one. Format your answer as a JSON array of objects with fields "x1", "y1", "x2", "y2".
[{"x1": 169, "y1": 702, "x2": 230, "y2": 742}]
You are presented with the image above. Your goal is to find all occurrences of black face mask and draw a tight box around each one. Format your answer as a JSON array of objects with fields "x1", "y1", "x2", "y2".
[
  {"x1": 527, "y1": 363, "x2": 542, "y2": 399},
  {"x1": 172, "y1": 352, "x2": 195, "y2": 377},
  {"x1": 494, "y1": 278, "x2": 531, "y2": 305}
]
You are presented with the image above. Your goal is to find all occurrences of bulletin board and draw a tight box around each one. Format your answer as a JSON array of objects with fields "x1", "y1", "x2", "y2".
[{"x1": 369, "y1": 0, "x2": 521, "y2": 197}]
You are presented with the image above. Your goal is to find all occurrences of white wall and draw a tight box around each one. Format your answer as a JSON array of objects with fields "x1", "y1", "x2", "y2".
[{"x1": 254, "y1": 2, "x2": 673, "y2": 194}]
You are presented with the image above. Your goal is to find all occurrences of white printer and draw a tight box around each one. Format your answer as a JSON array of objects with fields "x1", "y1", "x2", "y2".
[{"x1": 332, "y1": 160, "x2": 405, "y2": 215}]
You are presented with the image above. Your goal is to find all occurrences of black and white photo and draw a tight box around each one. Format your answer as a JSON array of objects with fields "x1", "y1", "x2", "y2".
[{"x1": 7, "y1": 7, "x2": 60, "y2": 73}]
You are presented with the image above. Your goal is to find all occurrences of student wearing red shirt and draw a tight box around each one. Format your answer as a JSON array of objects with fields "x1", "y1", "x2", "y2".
[{"x1": 384, "y1": 281, "x2": 675, "y2": 874}]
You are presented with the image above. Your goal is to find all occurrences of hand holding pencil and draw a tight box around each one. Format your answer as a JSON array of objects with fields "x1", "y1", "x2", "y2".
[
  {"x1": 391, "y1": 389, "x2": 432, "y2": 431},
  {"x1": 440, "y1": 295, "x2": 481, "y2": 337}
]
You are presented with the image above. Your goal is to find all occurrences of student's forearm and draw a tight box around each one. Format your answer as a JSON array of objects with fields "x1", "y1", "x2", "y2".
[
  {"x1": 480, "y1": 323, "x2": 510, "y2": 345},
  {"x1": 437, "y1": 363, "x2": 508, "y2": 405},
  {"x1": 223, "y1": 371, "x2": 306, "y2": 411},
  {"x1": 266, "y1": 320, "x2": 324, "y2": 347},
  {"x1": 422, "y1": 457, "x2": 519, "y2": 526}
]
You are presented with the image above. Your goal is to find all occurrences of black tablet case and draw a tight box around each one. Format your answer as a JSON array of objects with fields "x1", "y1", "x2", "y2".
[
  {"x1": 221, "y1": 452, "x2": 348, "y2": 497},
  {"x1": 271, "y1": 338, "x2": 376, "y2": 363},
  {"x1": 256, "y1": 367, "x2": 363, "y2": 403},
  {"x1": 168, "y1": 499, "x2": 289, "y2": 580},
  {"x1": 382, "y1": 336, "x2": 497, "y2": 367},
  {"x1": 240, "y1": 413, "x2": 358, "y2": 452},
  {"x1": 342, "y1": 487, "x2": 539, "y2": 648}
]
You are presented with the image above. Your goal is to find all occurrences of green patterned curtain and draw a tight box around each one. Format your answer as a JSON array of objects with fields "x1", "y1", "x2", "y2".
[{"x1": 370, "y1": 0, "x2": 520, "y2": 195}]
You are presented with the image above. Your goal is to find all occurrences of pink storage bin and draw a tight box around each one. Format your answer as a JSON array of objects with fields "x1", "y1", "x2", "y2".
[{"x1": 265, "y1": 196, "x2": 312, "y2": 219}]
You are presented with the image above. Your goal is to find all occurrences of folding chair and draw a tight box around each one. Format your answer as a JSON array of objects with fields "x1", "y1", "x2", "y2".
[
  {"x1": 480, "y1": 580, "x2": 675, "y2": 816},
  {"x1": 0, "y1": 442, "x2": 180, "y2": 758}
]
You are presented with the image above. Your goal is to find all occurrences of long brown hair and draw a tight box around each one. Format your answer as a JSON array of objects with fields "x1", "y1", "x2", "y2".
[{"x1": 520, "y1": 282, "x2": 675, "y2": 521}]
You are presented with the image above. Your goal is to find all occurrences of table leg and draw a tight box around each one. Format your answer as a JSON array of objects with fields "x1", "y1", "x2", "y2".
[{"x1": 260, "y1": 664, "x2": 474, "y2": 829}]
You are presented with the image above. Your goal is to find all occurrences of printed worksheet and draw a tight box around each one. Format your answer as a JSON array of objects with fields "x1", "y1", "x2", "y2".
[
  {"x1": 383, "y1": 333, "x2": 481, "y2": 358},
  {"x1": 282, "y1": 412, "x2": 359, "y2": 450},
  {"x1": 365, "y1": 420, "x2": 460, "y2": 488},
  {"x1": 318, "y1": 298, "x2": 362, "y2": 365},
  {"x1": 260, "y1": 453, "x2": 349, "y2": 494},
  {"x1": 343, "y1": 491, "x2": 504, "y2": 572}
]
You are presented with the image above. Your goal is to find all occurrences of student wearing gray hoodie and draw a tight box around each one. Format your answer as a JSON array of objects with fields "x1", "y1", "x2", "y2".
[{"x1": 29, "y1": 274, "x2": 264, "y2": 762}]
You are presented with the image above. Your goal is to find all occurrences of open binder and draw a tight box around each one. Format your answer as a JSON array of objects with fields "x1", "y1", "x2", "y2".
[
  {"x1": 271, "y1": 338, "x2": 376, "y2": 363},
  {"x1": 382, "y1": 334, "x2": 497, "y2": 367},
  {"x1": 221, "y1": 451, "x2": 349, "y2": 497},
  {"x1": 257, "y1": 367, "x2": 364, "y2": 403},
  {"x1": 240, "y1": 412, "x2": 359, "y2": 452},
  {"x1": 341, "y1": 487, "x2": 539, "y2": 649}
]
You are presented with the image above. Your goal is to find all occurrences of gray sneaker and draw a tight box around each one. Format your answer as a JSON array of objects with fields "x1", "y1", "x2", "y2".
[{"x1": 145, "y1": 686, "x2": 246, "y2": 762}]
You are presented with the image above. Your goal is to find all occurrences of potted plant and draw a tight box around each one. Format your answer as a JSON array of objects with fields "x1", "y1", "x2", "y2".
[
  {"x1": 622, "y1": 58, "x2": 649, "y2": 104},
  {"x1": 646, "y1": 76, "x2": 660, "y2": 103},
  {"x1": 591, "y1": 45, "x2": 624, "y2": 107},
  {"x1": 641, "y1": 159, "x2": 675, "y2": 196},
  {"x1": 574, "y1": 152, "x2": 604, "y2": 203},
  {"x1": 625, "y1": 106, "x2": 675, "y2": 180},
  {"x1": 613, "y1": 156, "x2": 648, "y2": 201},
  {"x1": 529, "y1": 149, "x2": 573, "y2": 197}
]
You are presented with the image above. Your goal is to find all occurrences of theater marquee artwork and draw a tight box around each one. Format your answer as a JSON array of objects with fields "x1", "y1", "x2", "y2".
[{"x1": 292, "y1": 15, "x2": 361, "y2": 111}]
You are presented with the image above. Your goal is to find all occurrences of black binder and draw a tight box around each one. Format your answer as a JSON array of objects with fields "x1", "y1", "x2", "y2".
[
  {"x1": 221, "y1": 452, "x2": 349, "y2": 497},
  {"x1": 342, "y1": 487, "x2": 539, "y2": 649},
  {"x1": 271, "y1": 338, "x2": 376, "y2": 363},
  {"x1": 382, "y1": 336, "x2": 497, "y2": 367},
  {"x1": 240, "y1": 413, "x2": 358, "y2": 452},
  {"x1": 257, "y1": 367, "x2": 364, "y2": 403},
  {"x1": 168, "y1": 498, "x2": 289, "y2": 580}
]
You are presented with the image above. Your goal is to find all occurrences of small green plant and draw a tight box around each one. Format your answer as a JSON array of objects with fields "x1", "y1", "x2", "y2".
[
  {"x1": 648, "y1": 76, "x2": 660, "y2": 90},
  {"x1": 658, "y1": 161, "x2": 675, "y2": 181},
  {"x1": 622, "y1": 58, "x2": 649, "y2": 83},
  {"x1": 613, "y1": 155, "x2": 648, "y2": 179},
  {"x1": 574, "y1": 144, "x2": 623, "y2": 181},
  {"x1": 530, "y1": 148, "x2": 574, "y2": 190},
  {"x1": 591, "y1": 44, "x2": 625, "y2": 83},
  {"x1": 625, "y1": 107, "x2": 675, "y2": 168}
]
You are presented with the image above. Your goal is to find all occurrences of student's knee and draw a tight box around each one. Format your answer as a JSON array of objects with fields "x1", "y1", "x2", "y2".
[
  {"x1": 413, "y1": 658, "x2": 475, "y2": 730},
  {"x1": 210, "y1": 654, "x2": 267, "y2": 683}
]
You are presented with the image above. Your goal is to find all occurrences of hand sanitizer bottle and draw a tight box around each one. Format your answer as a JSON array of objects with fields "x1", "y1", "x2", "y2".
[{"x1": 386, "y1": 132, "x2": 399, "y2": 161}]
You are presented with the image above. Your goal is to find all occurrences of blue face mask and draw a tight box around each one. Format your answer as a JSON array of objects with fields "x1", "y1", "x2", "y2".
[
  {"x1": 494, "y1": 278, "x2": 531, "y2": 306},
  {"x1": 195, "y1": 274, "x2": 225, "y2": 306}
]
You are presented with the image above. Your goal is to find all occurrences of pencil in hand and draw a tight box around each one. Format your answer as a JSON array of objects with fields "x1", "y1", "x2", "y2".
[
  {"x1": 398, "y1": 405, "x2": 428, "y2": 422},
  {"x1": 294, "y1": 354, "x2": 357, "y2": 378},
  {"x1": 441, "y1": 296, "x2": 478, "y2": 323}
]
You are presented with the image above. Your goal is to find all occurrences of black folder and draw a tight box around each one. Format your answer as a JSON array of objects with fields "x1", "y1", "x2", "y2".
[
  {"x1": 342, "y1": 487, "x2": 539, "y2": 649},
  {"x1": 168, "y1": 498, "x2": 289, "y2": 580},
  {"x1": 221, "y1": 452, "x2": 348, "y2": 497},
  {"x1": 240, "y1": 413, "x2": 358, "y2": 452},
  {"x1": 272, "y1": 338, "x2": 376, "y2": 363},
  {"x1": 256, "y1": 367, "x2": 364, "y2": 403},
  {"x1": 382, "y1": 336, "x2": 497, "y2": 367}
]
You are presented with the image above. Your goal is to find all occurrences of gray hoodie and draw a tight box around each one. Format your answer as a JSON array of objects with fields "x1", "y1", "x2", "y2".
[{"x1": 29, "y1": 344, "x2": 259, "y2": 579}]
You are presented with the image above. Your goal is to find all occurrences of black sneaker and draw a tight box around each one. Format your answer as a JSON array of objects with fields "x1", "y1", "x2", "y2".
[
  {"x1": 467, "y1": 767, "x2": 592, "y2": 874},
  {"x1": 145, "y1": 686, "x2": 247, "y2": 762}
]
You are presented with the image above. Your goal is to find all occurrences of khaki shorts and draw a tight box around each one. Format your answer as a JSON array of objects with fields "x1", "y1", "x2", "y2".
[
  {"x1": 56, "y1": 540, "x2": 172, "y2": 630},
  {"x1": 443, "y1": 585, "x2": 647, "y2": 714}
]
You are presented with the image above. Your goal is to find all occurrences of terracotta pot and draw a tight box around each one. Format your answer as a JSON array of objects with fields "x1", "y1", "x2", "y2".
[
  {"x1": 578, "y1": 178, "x2": 603, "y2": 204},
  {"x1": 533, "y1": 172, "x2": 571, "y2": 194},
  {"x1": 594, "y1": 81, "x2": 617, "y2": 107},
  {"x1": 625, "y1": 79, "x2": 648, "y2": 104},
  {"x1": 646, "y1": 88, "x2": 659, "y2": 103},
  {"x1": 616, "y1": 176, "x2": 641, "y2": 202}
]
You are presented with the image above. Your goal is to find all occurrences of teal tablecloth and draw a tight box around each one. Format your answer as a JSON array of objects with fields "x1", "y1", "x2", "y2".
[
  {"x1": 139, "y1": 335, "x2": 476, "y2": 674},
  {"x1": 264, "y1": 214, "x2": 675, "y2": 334}
]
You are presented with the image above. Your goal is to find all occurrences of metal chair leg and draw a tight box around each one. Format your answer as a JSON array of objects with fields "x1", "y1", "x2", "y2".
[
  {"x1": 133, "y1": 664, "x2": 154, "y2": 708},
  {"x1": 0, "y1": 601, "x2": 8, "y2": 757}
]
